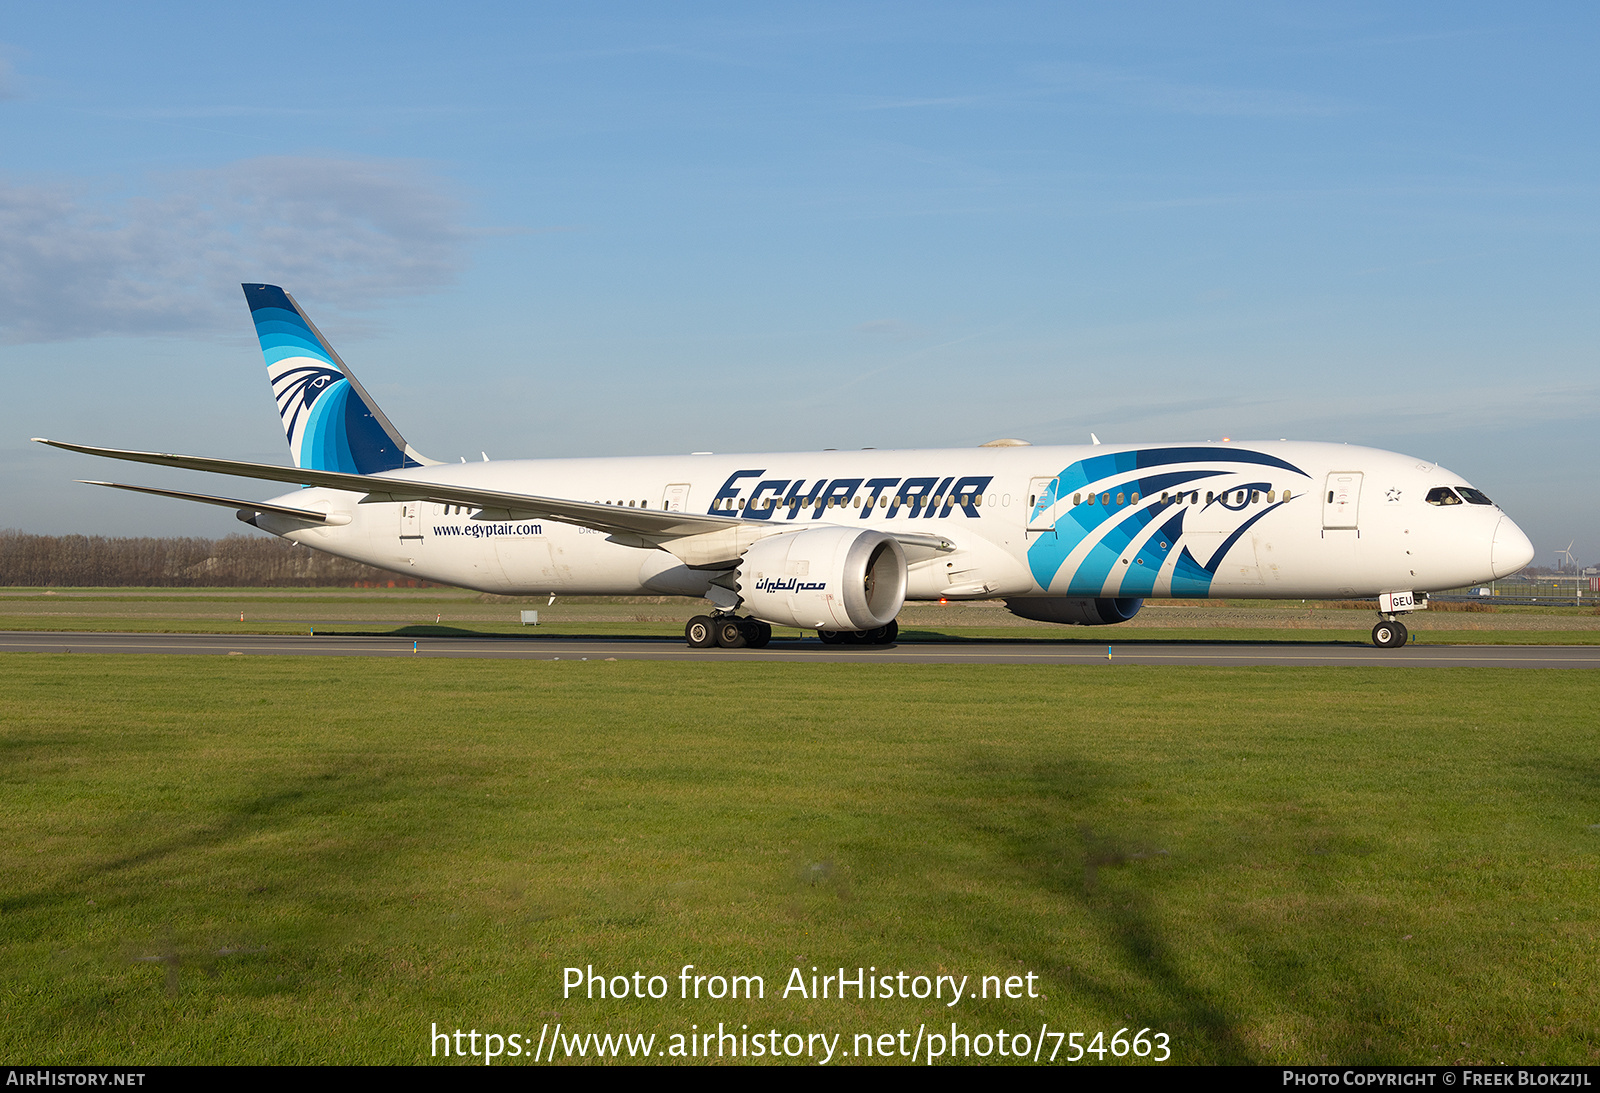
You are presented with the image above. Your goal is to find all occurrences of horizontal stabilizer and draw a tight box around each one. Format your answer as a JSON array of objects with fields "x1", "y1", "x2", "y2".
[{"x1": 79, "y1": 480, "x2": 343, "y2": 524}]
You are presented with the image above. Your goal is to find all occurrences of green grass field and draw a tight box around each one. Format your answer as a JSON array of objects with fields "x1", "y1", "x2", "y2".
[{"x1": 1, "y1": 654, "x2": 1596, "y2": 1065}]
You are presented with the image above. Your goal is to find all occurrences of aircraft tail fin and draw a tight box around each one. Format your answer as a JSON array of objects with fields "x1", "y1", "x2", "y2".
[{"x1": 243, "y1": 283, "x2": 439, "y2": 472}]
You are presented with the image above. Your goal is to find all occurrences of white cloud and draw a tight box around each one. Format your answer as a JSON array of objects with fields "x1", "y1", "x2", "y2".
[{"x1": 0, "y1": 157, "x2": 472, "y2": 343}]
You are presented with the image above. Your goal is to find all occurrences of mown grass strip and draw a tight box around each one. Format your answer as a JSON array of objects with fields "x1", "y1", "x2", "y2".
[{"x1": 1, "y1": 656, "x2": 1596, "y2": 1065}]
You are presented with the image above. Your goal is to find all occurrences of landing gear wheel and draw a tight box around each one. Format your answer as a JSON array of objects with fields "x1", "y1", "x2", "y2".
[
  {"x1": 817, "y1": 629, "x2": 845, "y2": 645},
  {"x1": 686, "y1": 615, "x2": 717, "y2": 649},
  {"x1": 744, "y1": 619, "x2": 772, "y2": 648},
  {"x1": 1372, "y1": 621, "x2": 1408, "y2": 648},
  {"x1": 715, "y1": 617, "x2": 748, "y2": 648},
  {"x1": 854, "y1": 620, "x2": 899, "y2": 645}
]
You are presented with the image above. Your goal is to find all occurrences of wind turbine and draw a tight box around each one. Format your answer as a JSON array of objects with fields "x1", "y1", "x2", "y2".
[{"x1": 1555, "y1": 541, "x2": 1577, "y2": 572}]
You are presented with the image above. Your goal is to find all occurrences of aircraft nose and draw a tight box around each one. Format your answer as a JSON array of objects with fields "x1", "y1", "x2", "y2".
[{"x1": 1491, "y1": 517, "x2": 1535, "y2": 578}]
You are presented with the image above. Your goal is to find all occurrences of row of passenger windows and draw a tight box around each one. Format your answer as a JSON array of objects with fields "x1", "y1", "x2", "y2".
[
  {"x1": 578, "y1": 488, "x2": 1304, "y2": 513},
  {"x1": 468, "y1": 484, "x2": 1490, "y2": 516},
  {"x1": 579, "y1": 494, "x2": 998, "y2": 512},
  {"x1": 1061, "y1": 488, "x2": 1291, "y2": 507},
  {"x1": 712, "y1": 493, "x2": 989, "y2": 512}
]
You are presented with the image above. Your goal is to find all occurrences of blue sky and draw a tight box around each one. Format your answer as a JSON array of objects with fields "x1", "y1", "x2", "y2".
[{"x1": 3, "y1": 3, "x2": 1596, "y2": 566}]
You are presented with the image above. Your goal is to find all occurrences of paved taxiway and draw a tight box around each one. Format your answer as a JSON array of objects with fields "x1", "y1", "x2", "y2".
[{"x1": 2, "y1": 630, "x2": 1595, "y2": 667}]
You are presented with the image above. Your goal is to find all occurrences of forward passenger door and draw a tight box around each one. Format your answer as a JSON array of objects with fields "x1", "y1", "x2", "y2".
[{"x1": 1323, "y1": 472, "x2": 1363, "y2": 530}]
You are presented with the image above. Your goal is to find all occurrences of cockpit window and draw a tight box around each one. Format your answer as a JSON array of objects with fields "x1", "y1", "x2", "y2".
[
  {"x1": 1425, "y1": 487, "x2": 1463, "y2": 506},
  {"x1": 1457, "y1": 487, "x2": 1495, "y2": 506}
]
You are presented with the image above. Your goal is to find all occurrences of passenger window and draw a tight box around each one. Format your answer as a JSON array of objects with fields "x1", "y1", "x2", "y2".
[
  {"x1": 1267, "y1": 491, "x2": 1275, "y2": 502},
  {"x1": 1087, "y1": 493, "x2": 1096, "y2": 506},
  {"x1": 1100, "y1": 493, "x2": 1110, "y2": 506},
  {"x1": 1282, "y1": 490, "x2": 1291, "y2": 501},
  {"x1": 1426, "y1": 487, "x2": 1463, "y2": 506},
  {"x1": 1074, "y1": 493, "x2": 1082, "y2": 505},
  {"x1": 1116, "y1": 492, "x2": 1125, "y2": 505},
  {"x1": 1131, "y1": 492, "x2": 1140, "y2": 504},
  {"x1": 1250, "y1": 490, "x2": 1259, "y2": 504},
  {"x1": 1207, "y1": 492, "x2": 1215, "y2": 503}
]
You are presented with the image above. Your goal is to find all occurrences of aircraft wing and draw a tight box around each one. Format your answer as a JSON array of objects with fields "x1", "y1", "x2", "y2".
[
  {"x1": 35, "y1": 438, "x2": 746, "y2": 540},
  {"x1": 38, "y1": 439, "x2": 957, "y2": 565}
]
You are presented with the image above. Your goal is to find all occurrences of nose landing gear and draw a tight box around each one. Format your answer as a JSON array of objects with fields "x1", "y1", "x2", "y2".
[
  {"x1": 1371, "y1": 620, "x2": 1408, "y2": 648},
  {"x1": 1371, "y1": 590, "x2": 1420, "y2": 649}
]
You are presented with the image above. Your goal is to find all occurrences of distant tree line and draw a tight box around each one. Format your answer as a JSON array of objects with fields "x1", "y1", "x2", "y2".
[{"x1": 0, "y1": 531, "x2": 428, "y2": 587}]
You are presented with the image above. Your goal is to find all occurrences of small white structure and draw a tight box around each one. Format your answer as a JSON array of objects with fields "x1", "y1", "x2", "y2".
[{"x1": 520, "y1": 610, "x2": 539, "y2": 625}]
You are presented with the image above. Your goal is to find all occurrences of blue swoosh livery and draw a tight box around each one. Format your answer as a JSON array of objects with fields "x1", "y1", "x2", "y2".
[{"x1": 1026, "y1": 448, "x2": 1309, "y2": 596}]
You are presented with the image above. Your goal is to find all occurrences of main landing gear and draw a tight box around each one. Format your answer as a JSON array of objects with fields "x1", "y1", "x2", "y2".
[
  {"x1": 685, "y1": 615, "x2": 772, "y2": 649},
  {"x1": 683, "y1": 616, "x2": 899, "y2": 648},
  {"x1": 1371, "y1": 619, "x2": 1409, "y2": 648},
  {"x1": 818, "y1": 620, "x2": 898, "y2": 646}
]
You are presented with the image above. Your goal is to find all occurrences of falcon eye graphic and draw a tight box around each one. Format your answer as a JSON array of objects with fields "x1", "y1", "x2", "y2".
[
  {"x1": 278, "y1": 366, "x2": 342, "y2": 410},
  {"x1": 271, "y1": 364, "x2": 347, "y2": 440}
]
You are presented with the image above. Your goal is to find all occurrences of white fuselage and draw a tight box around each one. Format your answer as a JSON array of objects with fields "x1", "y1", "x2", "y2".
[{"x1": 255, "y1": 440, "x2": 1533, "y2": 603}]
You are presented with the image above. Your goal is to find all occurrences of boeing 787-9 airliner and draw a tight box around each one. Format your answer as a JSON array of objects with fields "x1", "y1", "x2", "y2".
[{"x1": 36, "y1": 284, "x2": 1535, "y2": 649}]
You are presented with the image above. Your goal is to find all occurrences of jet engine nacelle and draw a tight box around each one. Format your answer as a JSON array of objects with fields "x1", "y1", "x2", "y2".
[
  {"x1": 1003, "y1": 596, "x2": 1143, "y2": 626},
  {"x1": 739, "y1": 527, "x2": 907, "y2": 631}
]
